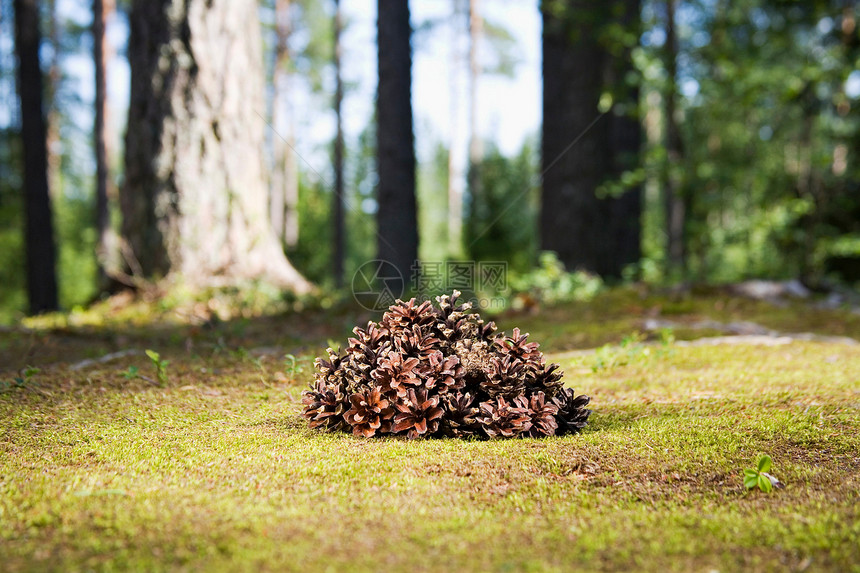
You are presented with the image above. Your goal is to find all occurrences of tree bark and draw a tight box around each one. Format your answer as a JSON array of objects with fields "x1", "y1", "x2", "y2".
[
  {"x1": 93, "y1": 0, "x2": 120, "y2": 291},
  {"x1": 606, "y1": 0, "x2": 643, "y2": 274},
  {"x1": 467, "y1": 0, "x2": 483, "y2": 221},
  {"x1": 121, "y1": 0, "x2": 312, "y2": 293},
  {"x1": 540, "y1": 0, "x2": 642, "y2": 279},
  {"x1": 377, "y1": 0, "x2": 418, "y2": 292},
  {"x1": 332, "y1": 0, "x2": 345, "y2": 288},
  {"x1": 664, "y1": 0, "x2": 686, "y2": 278},
  {"x1": 14, "y1": 0, "x2": 59, "y2": 313},
  {"x1": 45, "y1": 0, "x2": 61, "y2": 199},
  {"x1": 447, "y1": 0, "x2": 466, "y2": 255}
]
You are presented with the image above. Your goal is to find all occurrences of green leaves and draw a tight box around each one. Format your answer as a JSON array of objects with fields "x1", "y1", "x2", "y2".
[
  {"x1": 145, "y1": 349, "x2": 169, "y2": 386},
  {"x1": 744, "y1": 455, "x2": 779, "y2": 493}
]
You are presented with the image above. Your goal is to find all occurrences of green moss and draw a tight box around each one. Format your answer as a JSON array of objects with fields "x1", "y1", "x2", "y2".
[{"x1": 0, "y1": 290, "x2": 858, "y2": 571}]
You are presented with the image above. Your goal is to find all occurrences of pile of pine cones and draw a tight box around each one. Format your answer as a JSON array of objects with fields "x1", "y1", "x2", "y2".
[{"x1": 301, "y1": 291, "x2": 591, "y2": 439}]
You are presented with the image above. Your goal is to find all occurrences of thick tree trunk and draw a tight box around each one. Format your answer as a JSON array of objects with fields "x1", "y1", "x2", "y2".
[
  {"x1": 377, "y1": 0, "x2": 418, "y2": 291},
  {"x1": 121, "y1": 0, "x2": 312, "y2": 293},
  {"x1": 540, "y1": 0, "x2": 641, "y2": 279},
  {"x1": 606, "y1": 0, "x2": 643, "y2": 274},
  {"x1": 14, "y1": 0, "x2": 59, "y2": 314},
  {"x1": 332, "y1": 0, "x2": 345, "y2": 288}
]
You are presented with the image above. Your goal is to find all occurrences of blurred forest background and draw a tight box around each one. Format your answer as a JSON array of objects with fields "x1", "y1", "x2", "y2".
[{"x1": 2, "y1": 0, "x2": 860, "y2": 323}]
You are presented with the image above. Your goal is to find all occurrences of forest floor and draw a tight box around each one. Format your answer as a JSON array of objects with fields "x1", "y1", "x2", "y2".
[{"x1": 0, "y1": 287, "x2": 858, "y2": 572}]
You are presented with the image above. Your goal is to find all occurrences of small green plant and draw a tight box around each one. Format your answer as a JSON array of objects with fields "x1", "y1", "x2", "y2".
[
  {"x1": 19, "y1": 366, "x2": 39, "y2": 383},
  {"x1": 0, "y1": 366, "x2": 40, "y2": 393},
  {"x1": 145, "y1": 349, "x2": 169, "y2": 386},
  {"x1": 283, "y1": 354, "x2": 307, "y2": 377},
  {"x1": 122, "y1": 366, "x2": 140, "y2": 381},
  {"x1": 744, "y1": 455, "x2": 781, "y2": 493}
]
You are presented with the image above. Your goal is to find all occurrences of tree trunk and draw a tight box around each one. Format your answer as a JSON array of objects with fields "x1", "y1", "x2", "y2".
[
  {"x1": 271, "y1": 0, "x2": 299, "y2": 250},
  {"x1": 467, "y1": 0, "x2": 483, "y2": 220},
  {"x1": 540, "y1": 0, "x2": 642, "y2": 279},
  {"x1": 377, "y1": 0, "x2": 418, "y2": 292},
  {"x1": 93, "y1": 0, "x2": 120, "y2": 291},
  {"x1": 447, "y1": 0, "x2": 466, "y2": 256},
  {"x1": 45, "y1": 0, "x2": 61, "y2": 199},
  {"x1": 606, "y1": 0, "x2": 642, "y2": 274},
  {"x1": 121, "y1": 0, "x2": 312, "y2": 293},
  {"x1": 14, "y1": 0, "x2": 59, "y2": 313},
  {"x1": 332, "y1": 0, "x2": 345, "y2": 288},
  {"x1": 664, "y1": 0, "x2": 686, "y2": 279}
]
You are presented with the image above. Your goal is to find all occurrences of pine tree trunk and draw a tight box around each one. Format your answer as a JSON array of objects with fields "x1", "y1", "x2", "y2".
[
  {"x1": 377, "y1": 0, "x2": 418, "y2": 291},
  {"x1": 606, "y1": 0, "x2": 642, "y2": 274},
  {"x1": 664, "y1": 0, "x2": 686, "y2": 279},
  {"x1": 466, "y1": 0, "x2": 483, "y2": 218},
  {"x1": 332, "y1": 0, "x2": 346, "y2": 288},
  {"x1": 121, "y1": 0, "x2": 312, "y2": 293},
  {"x1": 447, "y1": 0, "x2": 466, "y2": 255},
  {"x1": 540, "y1": 0, "x2": 641, "y2": 279},
  {"x1": 45, "y1": 0, "x2": 61, "y2": 199},
  {"x1": 14, "y1": 0, "x2": 59, "y2": 314},
  {"x1": 93, "y1": 0, "x2": 120, "y2": 291}
]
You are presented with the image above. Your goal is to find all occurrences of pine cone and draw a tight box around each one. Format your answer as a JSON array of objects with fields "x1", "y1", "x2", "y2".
[
  {"x1": 371, "y1": 350, "x2": 422, "y2": 398},
  {"x1": 481, "y1": 355, "x2": 526, "y2": 398},
  {"x1": 393, "y1": 388, "x2": 444, "y2": 439},
  {"x1": 522, "y1": 392, "x2": 559, "y2": 437},
  {"x1": 441, "y1": 391, "x2": 480, "y2": 437},
  {"x1": 382, "y1": 298, "x2": 437, "y2": 334},
  {"x1": 418, "y1": 351, "x2": 464, "y2": 393},
  {"x1": 348, "y1": 322, "x2": 389, "y2": 353},
  {"x1": 552, "y1": 388, "x2": 591, "y2": 435},
  {"x1": 392, "y1": 324, "x2": 441, "y2": 359},
  {"x1": 496, "y1": 328, "x2": 541, "y2": 365},
  {"x1": 344, "y1": 387, "x2": 395, "y2": 438},
  {"x1": 476, "y1": 396, "x2": 532, "y2": 438},
  {"x1": 527, "y1": 362, "x2": 564, "y2": 399},
  {"x1": 301, "y1": 380, "x2": 349, "y2": 431}
]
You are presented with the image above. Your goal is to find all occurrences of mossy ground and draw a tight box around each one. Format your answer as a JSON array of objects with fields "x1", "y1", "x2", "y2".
[{"x1": 1, "y1": 288, "x2": 858, "y2": 572}]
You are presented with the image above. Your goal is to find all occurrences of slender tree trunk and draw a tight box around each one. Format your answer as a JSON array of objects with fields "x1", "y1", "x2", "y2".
[
  {"x1": 332, "y1": 0, "x2": 345, "y2": 288},
  {"x1": 121, "y1": 0, "x2": 312, "y2": 292},
  {"x1": 467, "y1": 0, "x2": 483, "y2": 215},
  {"x1": 377, "y1": 0, "x2": 418, "y2": 292},
  {"x1": 447, "y1": 0, "x2": 466, "y2": 255},
  {"x1": 45, "y1": 0, "x2": 61, "y2": 199},
  {"x1": 271, "y1": 0, "x2": 299, "y2": 249},
  {"x1": 664, "y1": 0, "x2": 686, "y2": 279},
  {"x1": 93, "y1": 0, "x2": 119, "y2": 290},
  {"x1": 540, "y1": 0, "x2": 641, "y2": 279},
  {"x1": 14, "y1": 0, "x2": 59, "y2": 313}
]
